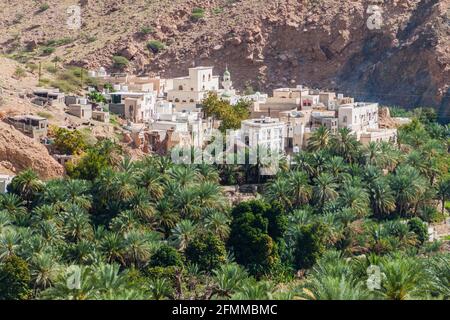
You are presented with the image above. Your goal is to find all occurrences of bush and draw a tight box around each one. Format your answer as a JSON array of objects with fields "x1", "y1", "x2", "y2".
[
  {"x1": 150, "y1": 245, "x2": 183, "y2": 268},
  {"x1": 140, "y1": 26, "x2": 155, "y2": 35},
  {"x1": 185, "y1": 233, "x2": 226, "y2": 272},
  {"x1": 294, "y1": 222, "x2": 329, "y2": 270},
  {"x1": 0, "y1": 255, "x2": 32, "y2": 300},
  {"x1": 408, "y1": 218, "x2": 428, "y2": 244},
  {"x1": 53, "y1": 127, "x2": 88, "y2": 155},
  {"x1": 14, "y1": 66, "x2": 26, "y2": 79},
  {"x1": 147, "y1": 40, "x2": 165, "y2": 54},
  {"x1": 112, "y1": 55, "x2": 129, "y2": 70},
  {"x1": 38, "y1": 3, "x2": 50, "y2": 13},
  {"x1": 41, "y1": 46, "x2": 55, "y2": 56},
  {"x1": 191, "y1": 7, "x2": 205, "y2": 21}
]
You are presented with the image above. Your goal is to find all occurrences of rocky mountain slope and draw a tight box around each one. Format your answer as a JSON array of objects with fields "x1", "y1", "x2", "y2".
[{"x1": 0, "y1": 0, "x2": 449, "y2": 120}]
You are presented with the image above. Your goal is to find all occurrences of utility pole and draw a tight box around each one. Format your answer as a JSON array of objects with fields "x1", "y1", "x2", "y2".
[
  {"x1": 80, "y1": 67, "x2": 83, "y2": 89},
  {"x1": 38, "y1": 62, "x2": 42, "y2": 84}
]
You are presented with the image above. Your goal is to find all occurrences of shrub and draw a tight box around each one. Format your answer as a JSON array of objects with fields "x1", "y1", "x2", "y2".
[
  {"x1": 408, "y1": 218, "x2": 428, "y2": 244},
  {"x1": 294, "y1": 222, "x2": 329, "y2": 270},
  {"x1": 150, "y1": 245, "x2": 183, "y2": 268},
  {"x1": 112, "y1": 55, "x2": 129, "y2": 70},
  {"x1": 185, "y1": 233, "x2": 226, "y2": 272},
  {"x1": 140, "y1": 26, "x2": 155, "y2": 35},
  {"x1": 0, "y1": 255, "x2": 32, "y2": 300},
  {"x1": 36, "y1": 111, "x2": 53, "y2": 119},
  {"x1": 14, "y1": 66, "x2": 26, "y2": 79},
  {"x1": 147, "y1": 40, "x2": 165, "y2": 54},
  {"x1": 41, "y1": 46, "x2": 55, "y2": 56},
  {"x1": 38, "y1": 3, "x2": 50, "y2": 13},
  {"x1": 191, "y1": 7, "x2": 205, "y2": 21},
  {"x1": 53, "y1": 127, "x2": 88, "y2": 155},
  {"x1": 45, "y1": 64, "x2": 57, "y2": 74}
]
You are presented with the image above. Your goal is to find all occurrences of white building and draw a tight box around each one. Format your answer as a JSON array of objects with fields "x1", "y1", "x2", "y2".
[
  {"x1": 240, "y1": 117, "x2": 286, "y2": 153},
  {"x1": 167, "y1": 66, "x2": 220, "y2": 110},
  {"x1": 338, "y1": 102, "x2": 379, "y2": 132},
  {"x1": 0, "y1": 172, "x2": 14, "y2": 194},
  {"x1": 109, "y1": 91, "x2": 157, "y2": 123}
]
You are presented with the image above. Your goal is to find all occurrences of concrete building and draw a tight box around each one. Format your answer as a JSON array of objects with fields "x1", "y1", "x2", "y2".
[
  {"x1": 0, "y1": 166, "x2": 14, "y2": 194},
  {"x1": 7, "y1": 115, "x2": 48, "y2": 139},
  {"x1": 240, "y1": 117, "x2": 286, "y2": 153},
  {"x1": 33, "y1": 89, "x2": 65, "y2": 105},
  {"x1": 109, "y1": 91, "x2": 156, "y2": 123},
  {"x1": 338, "y1": 102, "x2": 379, "y2": 132},
  {"x1": 167, "y1": 66, "x2": 220, "y2": 110},
  {"x1": 92, "y1": 110, "x2": 110, "y2": 123},
  {"x1": 67, "y1": 103, "x2": 92, "y2": 120}
]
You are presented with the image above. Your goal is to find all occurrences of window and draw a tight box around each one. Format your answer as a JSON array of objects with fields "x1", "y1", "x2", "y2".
[
  {"x1": 202, "y1": 75, "x2": 205, "y2": 82},
  {"x1": 175, "y1": 98, "x2": 180, "y2": 102},
  {"x1": 190, "y1": 99, "x2": 194, "y2": 102},
  {"x1": 343, "y1": 116, "x2": 347, "y2": 123},
  {"x1": 208, "y1": 74, "x2": 211, "y2": 81},
  {"x1": 178, "y1": 85, "x2": 183, "y2": 90}
]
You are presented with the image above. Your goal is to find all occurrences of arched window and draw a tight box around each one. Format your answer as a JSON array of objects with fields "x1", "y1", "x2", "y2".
[
  {"x1": 208, "y1": 74, "x2": 211, "y2": 81},
  {"x1": 175, "y1": 98, "x2": 180, "y2": 102},
  {"x1": 202, "y1": 75, "x2": 205, "y2": 82},
  {"x1": 190, "y1": 99, "x2": 194, "y2": 103}
]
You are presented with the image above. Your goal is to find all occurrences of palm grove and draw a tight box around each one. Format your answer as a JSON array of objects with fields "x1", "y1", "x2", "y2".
[{"x1": 0, "y1": 107, "x2": 449, "y2": 300}]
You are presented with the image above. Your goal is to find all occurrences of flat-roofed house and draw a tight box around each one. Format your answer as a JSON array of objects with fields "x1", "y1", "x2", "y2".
[{"x1": 7, "y1": 115, "x2": 48, "y2": 139}]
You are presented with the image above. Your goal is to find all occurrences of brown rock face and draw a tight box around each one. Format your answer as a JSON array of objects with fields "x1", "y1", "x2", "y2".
[
  {"x1": 1, "y1": 0, "x2": 449, "y2": 120},
  {"x1": 0, "y1": 122, "x2": 64, "y2": 180}
]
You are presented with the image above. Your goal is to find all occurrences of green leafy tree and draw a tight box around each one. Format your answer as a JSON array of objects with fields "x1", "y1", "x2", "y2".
[
  {"x1": 0, "y1": 255, "x2": 32, "y2": 300},
  {"x1": 294, "y1": 222, "x2": 329, "y2": 270},
  {"x1": 185, "y1": 233, "x2": 226, "y2": 272}
]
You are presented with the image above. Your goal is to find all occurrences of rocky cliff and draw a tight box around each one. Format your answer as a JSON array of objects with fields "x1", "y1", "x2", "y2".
[
  {"x1": 1, "y1": 0, "x2": 449, "y2": 120},
  {"x1": 0, "y1": 122, "x2": 64, "y2": 179}
]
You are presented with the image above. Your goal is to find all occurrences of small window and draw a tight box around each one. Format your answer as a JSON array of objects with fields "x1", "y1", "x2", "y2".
[
  {"x1": 343, "y1": 116, "x2": 347, "y2": 123},
  {"x1": 178, "y1": 85, "x2": 183, "y2": 90}
]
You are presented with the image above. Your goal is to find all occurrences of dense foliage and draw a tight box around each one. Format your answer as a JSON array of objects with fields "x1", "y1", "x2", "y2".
[{"x1": 0, "y1": 108, "x2": 449, "y2": 300}]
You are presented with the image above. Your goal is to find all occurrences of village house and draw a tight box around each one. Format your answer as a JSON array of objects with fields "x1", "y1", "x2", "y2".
[
  {"x1": 33, "y1": 89, "x2": 65, "y2": 106},
  {"x1": 108, "y1": 90, "x2": 157, "y2": 123},
  {"x1": 92, "y1": 110, "x2": 110, "y2": 123},
  {"x1": 0, "y1": 166, "x2": 14, "y2": 194},
  {"x1": 6, "y1": 115, "x2": 48, "y2": 139},
  {"x1": 240, "y1": 117, "x2": 286, "y2": 154},
  {"x1": 67, "y1": 101, "x2": 93, "y2": 120},
  {"x1": 167, "y1": 66, "x2": 220, "y2": 111}
]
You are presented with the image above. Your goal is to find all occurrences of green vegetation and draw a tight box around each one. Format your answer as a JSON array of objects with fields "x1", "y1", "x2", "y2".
[
  {"x1": 112, "y1": 56, "x2": 129, "y2": 70},
  {"x1": 140, "y1": 26, "x2": 155, "y2": 35},
  {"x1": 202, "y1": 92, "x2": 250, "y2": 131},
  {"x1": 147, "y1": 40, "x2": 165, "y2": 54},
  {"x1": 0, "y1": 109, "x2": 449, "y2": 300},
  {"x1": 191, "y1": 7, "x2": 205, "y2": 21},
  {"x1": 38, "y1": 3, "x2": 50, "y2": 13},
  {"x1": 50, "y1": 67, "x2": 97, "y2": 93},
  {"x1": 88, "y1": 91, "x2": 106, "y2": 104},
  {"x1": 13, "y1": 66, "x2": 26, "y2": 79},
  {"x1": 36, "y1": 111, "x2": 53, "y2": 119},
  {"x1": 52, "y1": 127, "x2": 89, "y2": 155}
]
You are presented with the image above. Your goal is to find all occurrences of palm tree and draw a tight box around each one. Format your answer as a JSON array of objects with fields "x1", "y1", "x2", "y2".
[
  {"x1": 149, "y1": 278, "x2": 172, "y2": 300},
  {"x1": 265, "y1": 177, "x2": 292, "y2": 209},
  {"x1": 100, "y1": 232, "x2": 125, "y2": 265},
  {"x1": 212, "y1": 263, "x2": 249, "y2": 298},
  {"x1": 332, "y1": 128, "x2": 360, "y2": 163},
  {"x1": 363, "y1": 142, "x2": 380, "y2": 166},
  {"x1": 174, "y1": 188, "x2": 201, "y2": 220},
  {"x1": 137, "y1": 168, "x2": 165, "y2": 201},
  {"x1": 288, "y1": 171, "x2": 312, "y2": 208},
  {"x1": 61, "y1": 205, "x2": 93, "y2": 242},
  {"x1": 30, "y1": 252, "x2": 60, "y2": 293},
  {"x1": 313, "y1": 173, "x2": 339, "y2": 211},
  {"x1": 300, "y1": 275, "x2": 373, "y2": 300},
  {"x1": 203, "y1": 211, "x2": 230, "y2": 240},
  {"x1": 195, "y1": 181, "x2": 225, "y2": 211},
  {"x1": 170, "y1": 219, "x2": 197, "y2": 251},
  {"x1": 0, "y1": 229, "x2": 21, "y2": 261},
  {"x1": 195, "y1": 164, "x2": 220, "y2": 183},
  {"x1": 123, "y1": 230, "x2": 152, "y2": 268},
  {"x1": 337, "y1": 185, "x2": 370, "y2": 217},
  {"x1": 390, "y1": 165, "x2": 428, "y2": 216},
  {"x1": 367, "y1": 178, "x2": 396, "y2": 218},
  {"x1": 437, "y1": 178, "x2": 450, "y2": 214},
  {"x1": 0, "y1": 193, "x2": 28, "y2": 223},
  {"x1": 63, "y1": 179, "x2": 93, "y2": 210},
  {"x1": 154, "y1": 199, "x2": 180, "y2": 239},
  {"x1": 127, "y1": 188, "x2": 155, "y2": 222},
  {"x1": 380, "y1": 256, "x2": 423, "y2": 300},
  {"x1": 8, "y1": 169, "x2": 43, "y2": 207},
  {"x1": 422, "y1": 254, "x2": 450, "y2": 299},
  {"x1": 307, "y1": 126, "x2": 331, "y2": 151},
  {"x1": 169, "y1": 166, "x2": 197, "y2": 188}
]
